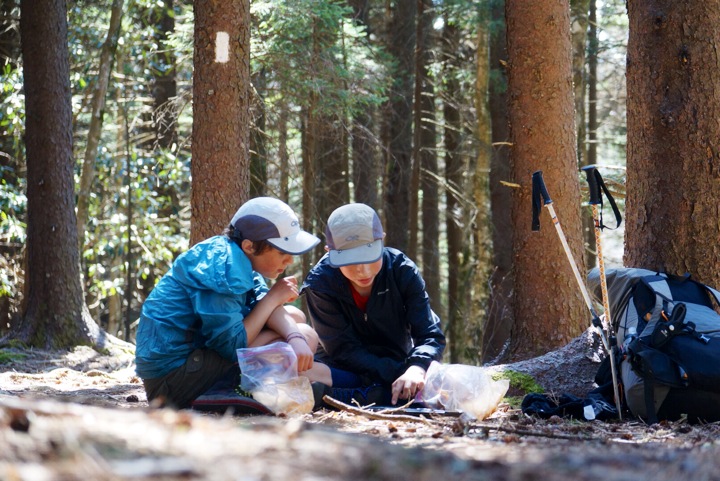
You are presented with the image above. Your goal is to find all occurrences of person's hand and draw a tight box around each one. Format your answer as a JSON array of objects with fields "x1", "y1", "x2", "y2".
[
  {"x1": 288, "y1": 336, "x2": 314, "y2": 372},
  {"x1": 391, "y1": 365, "x2": 426, "y2": 405},
  {"x1": 267, "y1": 275, "x2": 299, "y2": 305}
]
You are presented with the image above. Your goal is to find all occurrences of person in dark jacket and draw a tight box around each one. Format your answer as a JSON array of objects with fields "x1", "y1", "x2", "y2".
[
  {"x1": 136, "y1": 197, "x2": 329, "y2": 409},
  {"x1": 301, "y1": 203, "x2": 446, "y2": 406}
]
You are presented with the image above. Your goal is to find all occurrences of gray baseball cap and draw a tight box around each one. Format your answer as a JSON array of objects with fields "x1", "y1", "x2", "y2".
[{"x1": 325, "y1": 203, "x2": 384, "y2": 267}]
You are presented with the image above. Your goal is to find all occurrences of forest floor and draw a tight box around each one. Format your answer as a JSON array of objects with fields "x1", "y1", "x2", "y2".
[{"x1": 1, "y1": 342, "x2": 720, "y2": 481}]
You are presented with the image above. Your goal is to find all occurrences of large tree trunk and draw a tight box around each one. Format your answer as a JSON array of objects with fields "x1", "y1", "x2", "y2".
[
  {"x1": 624, "y1": 1, "x2": 720, "y2": 287},
  {"x1": 382, "y1": 0, "x2": 415, "y2": 253},
  {"x1": 483, "y1": 0, "x2": 514, "y2": 364},
  {"x1": 16, "y1": 0, "x2": 100, "y2": 348},
  {"x1": 76, "y1": 0, "x2": 124, "y2": 255},
  {"x1": 190, "y1": 0, "x2": 250, "y2": 245},
  {"x1": 506, "y1": 0, "x2": 586, "y2": 360}
]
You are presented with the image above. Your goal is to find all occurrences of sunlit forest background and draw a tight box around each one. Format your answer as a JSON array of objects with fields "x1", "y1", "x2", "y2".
[{"x1": 0, "y1": 0, "x2": 630, "y2": 363}]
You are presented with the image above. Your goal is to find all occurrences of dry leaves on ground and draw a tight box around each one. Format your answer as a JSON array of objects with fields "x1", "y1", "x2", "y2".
[{"x1": 1, "y1": 345, "x2": 720, "y2": 481}]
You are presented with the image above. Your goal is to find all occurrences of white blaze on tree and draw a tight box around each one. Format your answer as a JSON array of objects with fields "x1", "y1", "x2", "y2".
[{"x1": 215, "y1": 31, "x2": 229, "y2": 63}]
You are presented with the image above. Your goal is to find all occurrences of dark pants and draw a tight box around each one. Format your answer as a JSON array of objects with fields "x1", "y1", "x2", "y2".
[{"x1": 142, "y1": 349, "x2": 240, "y2": 409}]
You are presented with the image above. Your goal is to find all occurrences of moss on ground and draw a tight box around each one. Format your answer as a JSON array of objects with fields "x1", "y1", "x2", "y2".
[{"x1": 493, "y1": 370, "x2": 544, "y2": 409}]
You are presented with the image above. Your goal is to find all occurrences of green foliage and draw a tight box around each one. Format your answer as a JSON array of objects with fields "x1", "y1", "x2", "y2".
[
  {"x1": 252, "y1": 0, "x2": 389, "y2": 117},
  {"x1": 495, "y1": 370, "x2": 544, "y2": 393},
  {"x1": 492, "y1": 370, "x2": 544, "y2": 408},
  {"x1": 0, "y1": 348, "x2": 27, "y2": 365}
]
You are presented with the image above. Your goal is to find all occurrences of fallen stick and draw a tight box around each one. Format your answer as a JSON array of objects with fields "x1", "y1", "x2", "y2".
[{"x1": 321, "y1": 395, "x2": 433, "y2": 425}]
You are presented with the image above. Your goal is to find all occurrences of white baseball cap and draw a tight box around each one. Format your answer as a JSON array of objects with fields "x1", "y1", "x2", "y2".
[
  {"x1": 230, "y1": 197, "x2": 320, "y2": 255},
  {"x1": 325, "y1": 203, "x2": 384, "y2": 267}
]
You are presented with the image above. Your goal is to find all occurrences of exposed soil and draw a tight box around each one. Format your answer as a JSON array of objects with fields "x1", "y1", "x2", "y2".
[{"x1": 1, "y1": 342, "x2": 720, "y2": 481}]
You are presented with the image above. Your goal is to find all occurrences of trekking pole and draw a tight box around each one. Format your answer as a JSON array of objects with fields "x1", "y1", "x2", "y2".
[
  {"x1": 531, "y1": 170, "x2": 623, "y2": 419},
  {"x1": 581, "y1": 165, "x2": 623, "y2": 420}
]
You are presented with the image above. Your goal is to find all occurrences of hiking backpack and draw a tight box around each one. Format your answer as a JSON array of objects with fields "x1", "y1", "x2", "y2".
[{"x1": 588, "y1": 267, "x2": 720, "y2": 423}]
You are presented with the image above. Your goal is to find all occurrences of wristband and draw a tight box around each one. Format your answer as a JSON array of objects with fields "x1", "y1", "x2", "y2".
[{"x1": 285, "y1": 332, "x2": 307, "y2": 344}]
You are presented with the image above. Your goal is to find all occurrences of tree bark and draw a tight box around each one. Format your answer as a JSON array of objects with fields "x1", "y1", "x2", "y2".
[
  {"x1": 151, "y1": 0, "x2": 177, "y2": 150},
  {"x1": 382, "y1": 0, "x2": 415, "y2": 253},
  {"x1": 443, "y1": 18, "x2": 463, "y2": 363},
  {"x1": 16, "y1": 0, "x2": 100, "y2": 348},
  {"x1": 348, "y1": 0, "x2": 379, "y2": 208},
  {"x1": 483, "y1": 0, "x2": 514, "y2": 363},
  {"x1": 250, "y1": 68, "x2": 268, "y2": 198},
  {"x1": 506, "y1": 0, "x2": 586, "y2": 360},
  {"x1": 473, "y1": 13, "x2": 492, "y2": 362},
  {"x1": 413, "y1": 0, "x2": 440, "y2": 310},
  {"x1": 190, "y1": 0, "x2": 250, "y2": 245},
  {"x1": 571, "y1": 0, "x2": 597, "y2": 271},
  {"x1": 624, "y1": 1, "x2": 720, "y2": 287}
]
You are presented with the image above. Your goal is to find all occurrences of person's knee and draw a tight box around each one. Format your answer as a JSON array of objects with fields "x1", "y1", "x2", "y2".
[
  {"x1": 271, "y1": 305, "x2": 319, "y2": 352},
  {"x1": 284, "y1": 305, "x2": 307, "y2": 324},
  {"x1": 297, "y1": 322, "x2": 319, "y2": 353}
]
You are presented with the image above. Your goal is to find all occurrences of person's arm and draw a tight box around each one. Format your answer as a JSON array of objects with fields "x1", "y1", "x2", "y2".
[
  {"x1": 390, "y1": 258, "x2": 446, "y2": 403},
  {"x1": 242, "y1": 276, "x2": 315, "y2": 371},
  {"x1": 305, "y1": 287, "x2": 402, "y2": 384},
  {"x1": 242, "y1": 276, "x2": 299, "y2": 343},
  {"x1": 398, "y1": 260, "x2": 446, "y2": 370}
]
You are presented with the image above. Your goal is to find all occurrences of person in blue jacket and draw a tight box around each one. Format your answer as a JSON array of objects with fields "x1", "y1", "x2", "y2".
[
  {"x1": 136, "y1": 197, "x2": 329, "y2": 409},
  {"x1": 301, "y1": 203, "x2": 446, "y2": 406}
]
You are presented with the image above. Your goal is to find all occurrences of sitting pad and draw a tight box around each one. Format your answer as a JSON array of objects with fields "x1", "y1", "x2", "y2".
[{"x1": 191, "y1": 387, "x2": 273, "y2": 416}]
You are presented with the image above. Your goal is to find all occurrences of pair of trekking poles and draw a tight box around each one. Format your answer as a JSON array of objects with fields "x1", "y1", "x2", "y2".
[{"x1": 532, "y1": 167, "x2": 623, "y2": 419}]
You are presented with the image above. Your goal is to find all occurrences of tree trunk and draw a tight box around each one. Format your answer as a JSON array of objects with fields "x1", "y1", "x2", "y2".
[
  {"x1": 190, "y1": 0, "x2": 250, "y2": 245},
  {"x1": 348, "y1": 0, "x2": 379, "y2": 208},
  {"x1": 382, "y1": 0, "x2": 415, "y2": 253},
  {"x1": 151, "y1": 0, "x2": 177, "y2": 150},
  {"x1": 250, "y1": 67, "x2": 267, "y2": 198},
  {"x1": 443, "y1": 19, "x2": 463, "y2": 363},
  {"x1": 278, "y1": 100, "x2": 290, "y2": 203},
  {"x1": 351, "y1": 108, "x2": 379, "y2": 207},
  {"x1": 301, "y1": 105, "x2": 318, "y2": 272},
  {"x1": 473, "y1": 14, "x2": 493, "y2": 363},
  {"x1": 571, "y1": 0, "x2": 597, "y2": 271},
  {"x1": 483, "y1": 0, "x2": 514, "y2": 364},
  {"x1": 624, "y1": 1, "x2": 720, "y2": 287},
  {"x1": 506, "y1": 0, "x2": 586, "y2": 360},
  {"x1": 76, "y1": 0, "x2": 124, "y2": 256},
  {"x1": 587, "y1": 0, "x2": 598, "y2": 168},
  {"x1": 414, "y1": 0, "x2": 439, "y2": 309},
  {"x1": 16, "y1": 0, "x2": 100, "y2": 348}
]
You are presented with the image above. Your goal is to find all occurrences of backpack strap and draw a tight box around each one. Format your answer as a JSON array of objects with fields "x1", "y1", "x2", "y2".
[
  {"x1": 643, "y1": 377, "x2": 658, "y2": 425},
  {"x1": 704, "y1": 285, "x2": 720, "y2": 306}
]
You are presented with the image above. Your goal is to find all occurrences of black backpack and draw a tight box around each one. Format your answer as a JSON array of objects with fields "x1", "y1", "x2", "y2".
[{"x1": 589, "y1": 267, "x2": 720, "y2": 423}]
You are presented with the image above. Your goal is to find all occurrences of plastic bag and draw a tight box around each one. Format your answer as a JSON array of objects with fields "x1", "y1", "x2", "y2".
[
  {"x1": 236, "y1": 342, "x2": 314, "y2": 415},
  {"x1": 419, "y1": 361, "x2": 509, "y2": 420}
]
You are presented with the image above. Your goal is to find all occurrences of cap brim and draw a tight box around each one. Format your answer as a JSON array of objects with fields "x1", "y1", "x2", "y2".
[
  {"x1": 328, "y1": 239, "x2": 383, "y2": 267},
  {"x1": 267, "y1": 230, "x2": 320, "y2": 255}
]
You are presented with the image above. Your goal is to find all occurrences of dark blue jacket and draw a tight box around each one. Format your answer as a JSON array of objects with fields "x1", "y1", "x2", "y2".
[{"x1": 300, "y1": 247, "x2": 446, "y2": 385}]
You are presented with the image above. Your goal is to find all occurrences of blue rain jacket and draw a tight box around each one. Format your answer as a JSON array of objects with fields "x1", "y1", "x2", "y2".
[{"x1": 135, "y1": 235, "x2": 267, "y2": 379}]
